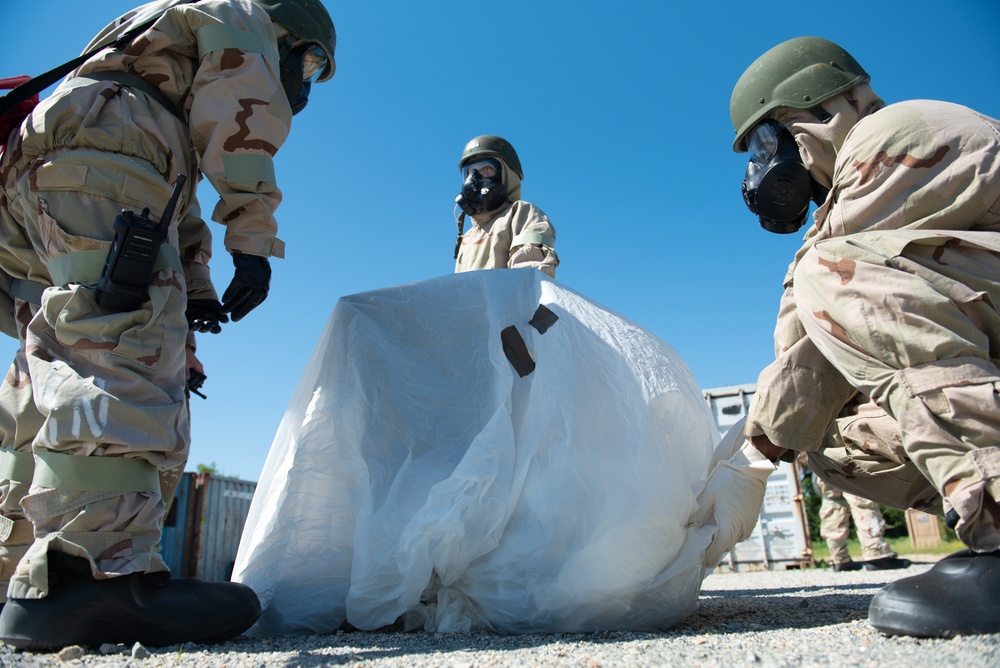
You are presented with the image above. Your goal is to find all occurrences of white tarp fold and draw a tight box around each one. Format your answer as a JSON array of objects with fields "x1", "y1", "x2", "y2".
[{"x1": 233, "y1": 269, "x2": 737, "y2": 635}]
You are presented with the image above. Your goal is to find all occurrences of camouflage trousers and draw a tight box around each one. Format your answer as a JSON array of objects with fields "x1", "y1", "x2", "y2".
[
  {"x1": 813, "y1": 474, "x2": 894, "y2": 563},
  {"x1": 0, "y1": 150, "x2": 190, "y2": 600},
  {"x1": 797, "y1": 232, "x2": 1000, "y2": 552}
]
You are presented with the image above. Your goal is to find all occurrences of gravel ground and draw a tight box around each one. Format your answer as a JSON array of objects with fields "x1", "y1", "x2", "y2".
[{"x1": 2, "y1": 558, "x2": 998, "y2": 667}]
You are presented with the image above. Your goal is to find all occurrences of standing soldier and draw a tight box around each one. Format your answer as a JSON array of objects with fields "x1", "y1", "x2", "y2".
[
  {"x1": 729, "y1": 37, "x2": 1000, "y2": 637},
  {"x1": 453, "y1": 135, "x2": 559, "y2": 277},
  {"x1": 0, "y1": 0, "x2": 336, "y2": 650}
]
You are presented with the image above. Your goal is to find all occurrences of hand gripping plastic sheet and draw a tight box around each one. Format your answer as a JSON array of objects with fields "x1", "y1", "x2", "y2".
[{"x1": 233, "y1": 268, "x2": 746, "y2": 635}]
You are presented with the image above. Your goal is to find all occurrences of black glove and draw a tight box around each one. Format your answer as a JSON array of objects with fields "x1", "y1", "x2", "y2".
[
  {"x1": 186, "y1": 299, "x2": 228, "y2": 334},
  {"x1": 221, "y1": 252, "x2": 271, "y2": 322}
]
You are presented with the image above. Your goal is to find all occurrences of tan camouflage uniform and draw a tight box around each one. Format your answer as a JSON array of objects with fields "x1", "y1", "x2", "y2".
[
  {"x1": 454, "y1": 161, "x2": 559, "y2": 277},
  {"x1": 0, "y1": 0, "x2": 291, "y2": 600},
  {"x1": 746, "y1": 94, "x2": 1000, "y2": 552},
  {"x1": 813, "y1": 475, "x2": 894, "y2": 564}
]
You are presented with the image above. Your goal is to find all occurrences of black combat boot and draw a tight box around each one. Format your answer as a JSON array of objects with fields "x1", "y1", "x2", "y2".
[
  {"x1": 868, "y1": 549, "x2": 1000, "y2": 638},
  {"x1": 832, "y1": 559, "x2": 862, "y2": 572},
  {"x1": 0, "y1": 553, "x2": 261, "y2": 651},
  {"x1": 862, "y1": 556, "x2": 912, "y2": 570}
]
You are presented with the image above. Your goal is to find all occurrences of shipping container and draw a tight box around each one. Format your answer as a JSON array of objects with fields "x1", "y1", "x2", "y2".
[
  {"x1": 160, "y1": 472, "x2": 258, "y2": 581},
  {"x1": 703, "y1": 384, "x2": 813, "y2": 571}
]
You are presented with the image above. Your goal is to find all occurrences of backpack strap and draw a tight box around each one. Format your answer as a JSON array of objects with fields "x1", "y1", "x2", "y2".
[
  {"x1": 79, "y1": 71, "x2": 184, "y2": 122},
  {"x1": 0, "y1": 0, "x2": 195, "y2": 117}
]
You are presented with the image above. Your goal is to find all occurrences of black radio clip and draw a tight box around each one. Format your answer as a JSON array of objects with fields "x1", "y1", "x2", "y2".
[{"x1": 96, "y1": 174, "x2": 186, "y2": 311}]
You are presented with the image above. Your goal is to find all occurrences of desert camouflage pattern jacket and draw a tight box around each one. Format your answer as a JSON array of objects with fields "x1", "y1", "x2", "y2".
[
  {"x1": 455, "y1": 200, "x2": 559, "y2": 278},
  {"x1": 747, "y1": 99, "x2": 1000, "y2": 449},
  {"x1": 0, "y1": 0, "x2": 292, "y2": 303}
]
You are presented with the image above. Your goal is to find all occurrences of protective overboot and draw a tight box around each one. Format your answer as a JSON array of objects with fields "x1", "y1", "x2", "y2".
[
  {"x1": 862, "y1": 556, "x2": 912, "y2": 570},
  {"x1": 868, "y1": 549, "x2": 1000, "y2": 638},
  {"x1": 0, "y1": 542, "x2": 30, "y2": 610},
  {"x1": 0, "y1": 519, "x2": 34, "y2": 607},
  {"x1": 0, "y1": 552, "x2": 261, "y2": 651},
  {"x1": 833, "y1": 559, "x2": 862, "y2": 572}
]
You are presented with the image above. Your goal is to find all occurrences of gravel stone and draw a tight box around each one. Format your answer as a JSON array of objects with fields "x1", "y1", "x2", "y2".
[
  {"x1": 130, "y1": 642, "x2": 151, "y2": 659},
  {"x1": 56, "y1": 645, "x2": 84, "y2": 662}
]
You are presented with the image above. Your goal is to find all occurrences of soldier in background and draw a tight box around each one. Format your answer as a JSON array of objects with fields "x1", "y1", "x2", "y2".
[
  {"x1": 453, "y1": 135, "x2": 559, "y2": 277},
  {"x1": 0, "y1": 0, "x2": 336, "y2": 650},
  {"x1": 730, "y1": 37, "x2": 1000, "y2": 638},
  {"x1": 814, "y1": 475, "x2": 911, "y2": 572},
  {"x1": 797, "y1": 452, "x2": 910, "y2": 572}
]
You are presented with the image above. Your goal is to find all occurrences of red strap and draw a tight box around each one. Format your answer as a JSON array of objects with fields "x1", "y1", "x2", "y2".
[{"x1": 0, "y1": 76, "x2": 32, "y2": 91}]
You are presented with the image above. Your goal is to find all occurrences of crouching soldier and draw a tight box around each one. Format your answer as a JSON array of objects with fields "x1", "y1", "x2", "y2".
[{"x1": 730, "y1": 37, "x2": 1000, "y2": 638}]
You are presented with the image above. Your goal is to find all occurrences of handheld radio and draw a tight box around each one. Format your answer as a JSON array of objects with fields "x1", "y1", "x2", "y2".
[{"x1": 96, "y1": 174, "x2": 186, "y2": 311}]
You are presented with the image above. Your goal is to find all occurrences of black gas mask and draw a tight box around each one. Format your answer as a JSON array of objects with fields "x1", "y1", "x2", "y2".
[
  {"x1": 741, "y1": 120, "x2": 826, "y2": 234},
  {"x1": 279, "y1": 43, "x2": 328, "y2": 115},
  {"x1": 455, "y1": 158, "x2": 508, "y2": 216}
]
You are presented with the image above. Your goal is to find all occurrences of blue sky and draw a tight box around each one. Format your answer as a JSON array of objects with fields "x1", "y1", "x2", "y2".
[{"x1": 4, "y1": 1, "x2": 999, "y2": 481}]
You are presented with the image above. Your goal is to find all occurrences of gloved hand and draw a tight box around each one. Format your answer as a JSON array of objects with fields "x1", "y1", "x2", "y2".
[
  {"x1": 221, "y1": 252, "x2": 271, "y2": 322},
  {"x1": 186, "y1": 299, "x2": 228, "y2": 334},
  {"x1": 687, "y1": 417, "x2": 776, "y2": 569}
]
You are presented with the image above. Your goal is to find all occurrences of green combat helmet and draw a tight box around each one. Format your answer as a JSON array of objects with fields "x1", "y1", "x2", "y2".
[
  {"x1": 252, "y1": 0, "x2": 337, "y2": 81},
  {"x1": 459, "y1": 135, "x2": 524, "y2": 179},
  {"x1": 730, "y1": 36, "x2": 868, "y2": 152}
]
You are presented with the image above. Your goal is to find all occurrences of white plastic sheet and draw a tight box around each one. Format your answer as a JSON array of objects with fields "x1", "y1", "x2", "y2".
[{"x1": 233, "y1": 269, "x2": 731, "y2": 635}]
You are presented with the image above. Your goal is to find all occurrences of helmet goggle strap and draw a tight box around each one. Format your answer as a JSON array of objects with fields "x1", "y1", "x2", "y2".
[
  {"x1": 812, "y1": 104, "x2": 833, "y2": 123},
  {"x1": 461, "y1": 158, "x2": 501, "y2": 180}
]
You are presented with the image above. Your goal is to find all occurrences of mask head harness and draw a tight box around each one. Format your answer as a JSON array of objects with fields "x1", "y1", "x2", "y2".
[
  {"x1": 741, "y1": 119, "x2": 826, "y2": 234},
  {"x1": 278, "y1": 39, "x2": 329, "y2": 115}
]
